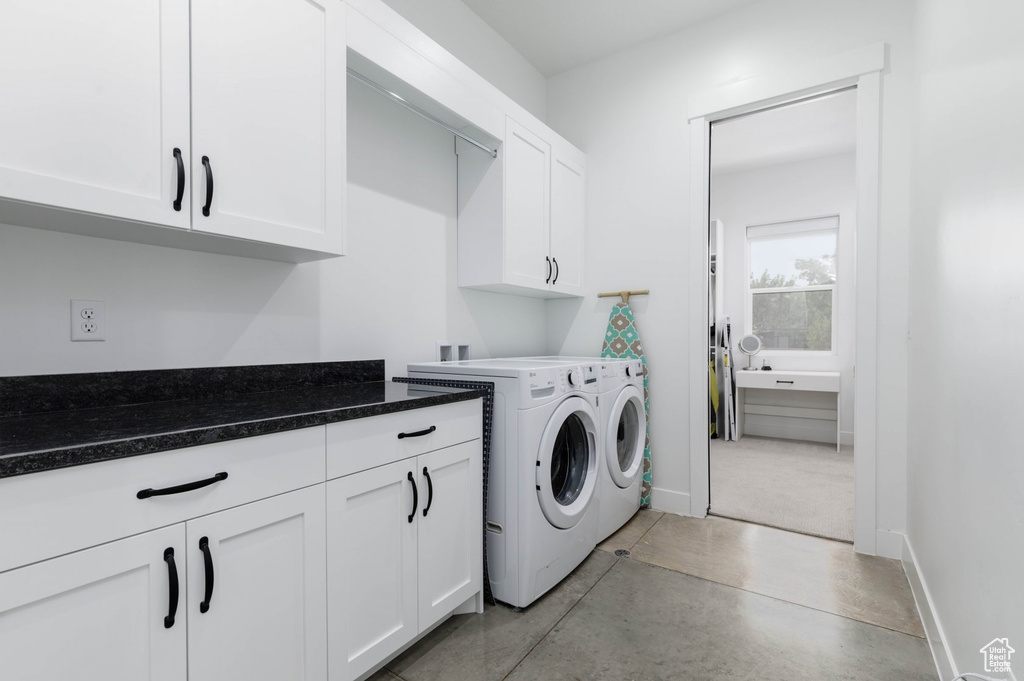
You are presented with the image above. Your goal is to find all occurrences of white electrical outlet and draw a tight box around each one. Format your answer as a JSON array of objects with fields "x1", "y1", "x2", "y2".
[{"x1": 71, "y1": 300, "x2": 105, "y2": 341}]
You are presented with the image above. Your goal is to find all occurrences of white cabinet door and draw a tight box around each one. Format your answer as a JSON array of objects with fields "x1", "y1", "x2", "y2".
[
  {"x1": 504, "y1": 118, "x2": 551, "y2": 291},
  {"x1": 550, "y1": 152, "x2": 586, "y2": 296},
  {"x1": 187, "y1": 486, "x2": 327, "y2": 681},
  {"x1": 417, "y1": 441, "x2": 482, "y2": 630},
  {"x1": 190, "y1": 0, "x2": 345, "y2": 253},
  {"x1": 0, "y1": 525, "x2": 187, "y2": 681},
  {"x1": 327, "y1": 459, "x2": 418, "y2": 681},
  {"x1": 0, "y1": 0, "x2": 191, "y2": 228}
]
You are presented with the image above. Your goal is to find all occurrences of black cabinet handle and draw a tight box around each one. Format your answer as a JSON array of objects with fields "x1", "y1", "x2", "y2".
[
  {"x1": 397, "y1": 425, "x2": 436, "y2": 440},
  {"x1": 137, "y1": 472, "x2": 228, "y2": 499},
  {"x1": 776, "y1": 380, "x2": 795, "y2": 384},
  {"x1": 164, "y1": 547, "x2": 179, "y2": 629},
  {"x1": 552, "y1": 257, "x2": 559, "y2": 285},
  {"x1": 199, "y1": 536, "x2": 214, "y2": 613},
  {"x1": 407, "y1": 472, "x2": 418, "y2": 523},
  {"x1": 546, "y1": 256, "x2": 552, "y2": 284},
  {"x1": 172, "y1": 148, "x2": 185, "y2": 212},
  {"x1": 201, "y1": 156, "x2": 214, "y2": 217},
  {"x1": 422, "y1": 466, "x2": 433, "y2": 517}
]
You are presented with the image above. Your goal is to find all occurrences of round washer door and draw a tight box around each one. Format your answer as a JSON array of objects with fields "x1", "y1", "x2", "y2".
[
  {"x1": 606, "y1": 385, "x2": 646, "y2": 489},
  {"x1": 535, "y1": 397, "x2": 599, "y2": 530}
]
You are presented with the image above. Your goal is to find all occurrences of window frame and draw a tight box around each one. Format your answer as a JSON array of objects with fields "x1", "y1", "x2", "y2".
[{"x1": 743, "y1": 216, "x2": 839, "y2": 357}]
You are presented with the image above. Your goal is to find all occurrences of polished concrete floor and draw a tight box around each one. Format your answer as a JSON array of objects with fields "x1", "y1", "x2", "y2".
[{"x1": 371, "y1": 512, "x2": 934, "y2": 681}]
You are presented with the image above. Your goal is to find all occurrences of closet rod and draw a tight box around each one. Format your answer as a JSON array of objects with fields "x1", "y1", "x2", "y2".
[{"x1": 347, "y1": 68, "x2": 498, "y2": 158}]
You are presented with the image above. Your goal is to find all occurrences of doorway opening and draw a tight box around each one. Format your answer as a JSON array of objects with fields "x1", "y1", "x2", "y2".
[{"x1": 708, "y1": 89, "x2": 857, "y2": 542}]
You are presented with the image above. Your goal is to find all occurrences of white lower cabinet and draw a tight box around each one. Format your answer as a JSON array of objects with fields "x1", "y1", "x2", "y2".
[
  {"x1": 327, "y1": 439, "x2": 482, "y2": 681},
  {"x1": 327, "y1": 459, "x2": 419, "y2": 680},
  {"x1": 417, "y1": 443, "x2": 483, "y2": 630},
  {"x1": 0, "y1": 402, "x2": 482, "y2": 681},
  {"x1": 187, "y1": 485, "x2": 327, "y2": 681},
  {"x1": 0, "y1": 486, "x2": 327, "y2": 681},
  {"x1": 0, "y1": 525, "x2": 188, "y2": 681}
]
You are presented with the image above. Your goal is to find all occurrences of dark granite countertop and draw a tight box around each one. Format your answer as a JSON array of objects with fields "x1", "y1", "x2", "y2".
[{"x1": 0, "y1": 361, "x2": 484, "y2": 479}]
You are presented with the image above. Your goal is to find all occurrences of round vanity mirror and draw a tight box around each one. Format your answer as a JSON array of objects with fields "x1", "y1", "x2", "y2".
[{"x1": 737, "y1": 334, "x2": 762, "y2": 370}]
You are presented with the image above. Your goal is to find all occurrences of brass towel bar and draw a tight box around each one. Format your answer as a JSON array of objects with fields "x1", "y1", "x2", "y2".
[{"x1": 597, "y1": 289, "x2": 650, "y2": 305}]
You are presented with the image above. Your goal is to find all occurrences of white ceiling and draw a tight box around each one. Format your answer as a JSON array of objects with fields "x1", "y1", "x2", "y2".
[
  {"x1": 711, "y1": 89, "x2": 858, "y2": 175},
  {"x1": 459, "y1": 0, "x2": 765, "y2": 77}
]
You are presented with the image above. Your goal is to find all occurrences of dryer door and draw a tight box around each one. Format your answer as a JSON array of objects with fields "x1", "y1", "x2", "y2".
[
  {"x1": 535, "y1": 397, "x2": 598, "y2": 530},
  {"x1": 606, "y1": 386, "x2": 646, "y2": 489}
]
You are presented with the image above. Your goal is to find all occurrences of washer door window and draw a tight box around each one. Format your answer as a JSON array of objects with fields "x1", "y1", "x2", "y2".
[
  {"x1": 536, "y1": 397, "x2": 598, "y2": 530},
  {"x1": 606, "y1": 386, "x2": 646, "y2": 489}
]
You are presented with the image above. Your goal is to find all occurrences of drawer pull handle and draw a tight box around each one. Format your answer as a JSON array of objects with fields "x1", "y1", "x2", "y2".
[
  {"x1": 776, "y1": 380, "x2": 795, "y2": 384},
  {"x1": 172, "y1": 148, "x2": 185, "y2": 212},
  {"x1": 407, "y1": 472, "x2": 418, "y2": 523},
  {"x1": 164, "y1": 547, "x2": 179, "y2": 628},
  {"x1": 201, "y1": 155, "x2": 214, "y2": 217},
  {"x1": 422, "y1": 467, "x2": 433, "y2": 517},
  {"x1": 199, "y1": 536, "x2": 215, "y2": 613},
  {"x1": 398, "y1": 425, "x2": 436, "y2": 440},
  {"x1": 137, "y1": 472, "x2": 228, "y2": 499}
]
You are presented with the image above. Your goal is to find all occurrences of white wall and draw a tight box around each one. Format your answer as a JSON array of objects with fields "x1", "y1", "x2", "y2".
[
  {"x1": 378, "y1": 0, "x2": 547, "y2": 121},
  {"x1": 906, "y1": 0, "x2": 1024, "y2": 675},
  {"x1": 713, "y1": 153, "x2": 856, "y2": 443},
  {"x1": 544, "y1": 0, "x2": 915, "y2": 532},
  {"x1": 0, "y1": 82, "x2": 547, "y2": 377}
]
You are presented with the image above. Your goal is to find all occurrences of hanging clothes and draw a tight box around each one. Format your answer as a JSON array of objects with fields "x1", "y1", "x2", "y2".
[
  {"x1": 709, "y1": 359, "x2": 719, "y2": 438},
  {"x1": 601, "y1": 302, "x2": 653, "y2": 507},
  {"x1": 721, "y1": 316, "x2": 738, "y2": 441}
]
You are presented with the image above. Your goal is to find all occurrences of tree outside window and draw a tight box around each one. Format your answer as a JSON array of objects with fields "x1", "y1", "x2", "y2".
[{"x1": 747, "y1": 219, "x2": 838, "y2": 352}]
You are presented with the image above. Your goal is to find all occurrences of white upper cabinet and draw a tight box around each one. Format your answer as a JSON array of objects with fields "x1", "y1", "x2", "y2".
[
  {"x1": 190, "y1": 0, "x2": 345, "y2": 254},
  {"x1": 0, "y1": 0, "x2": 344, "y2": 262},
  {"x1": 0, "y1": 0, "x2": 191, "y2": 230},
  {"x1": 504, "y1": 120, "x2": 552, "y2": 291},
  {"x1": 550, "y1": 147, "x2": 586, "y2": 297},
  {"x1": 458, "y1": 116, "x2": 587, "y2": 298}
]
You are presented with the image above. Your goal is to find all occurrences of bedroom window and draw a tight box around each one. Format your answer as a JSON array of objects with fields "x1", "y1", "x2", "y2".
[{"x1": 746, "y1": 217, "x2": 838, "y2": 352}]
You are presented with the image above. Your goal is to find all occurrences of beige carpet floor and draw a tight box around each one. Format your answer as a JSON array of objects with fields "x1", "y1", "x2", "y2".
[{"x1": 710, "y1": 436, "x2": 854, "y2": 542}]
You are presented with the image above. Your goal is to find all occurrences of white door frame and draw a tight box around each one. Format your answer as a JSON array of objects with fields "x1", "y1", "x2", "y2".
[{"x1": 686, "y1": 43, "x2": 886, "y2": 554}]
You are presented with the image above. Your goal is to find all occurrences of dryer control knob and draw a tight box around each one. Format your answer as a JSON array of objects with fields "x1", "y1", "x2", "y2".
[
  {"x1": 567, "y1": 370, "x2": 579, "y2": 386},
  {"x1": 625, "y1": 365, "x2": 633, "y2": 378}
]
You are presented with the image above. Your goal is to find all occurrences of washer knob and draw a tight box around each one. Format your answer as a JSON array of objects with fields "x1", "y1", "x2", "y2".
[
  {"x1": 625, "y1": 365, "x2": 633, "y2": 378},
  {"x1": 567, "y1": 370, "x2": 579, "y2": 386}
]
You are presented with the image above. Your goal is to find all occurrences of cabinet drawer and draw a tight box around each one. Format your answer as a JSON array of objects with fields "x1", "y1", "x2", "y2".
[
  {"x1": 0, "y1": 427, "x2": 325, "y2": 574},
  {"x1": 326, "y1": 399, "x2": 481, "y2": 479},
  {"x1": 735, "y1": 371, "x2": 840, "y2": 392}
]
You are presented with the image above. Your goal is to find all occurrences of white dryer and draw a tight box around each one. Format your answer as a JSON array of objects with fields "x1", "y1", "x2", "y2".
[
  {"x1": 593, "y1": 359, "x2": 646, "y2": 541},
  {"x1": 522, "y1": 357, "x2": 646, "y2": 541},
  {"x1": 406, "y1": 358, "x2": 601, "y2": 608}
]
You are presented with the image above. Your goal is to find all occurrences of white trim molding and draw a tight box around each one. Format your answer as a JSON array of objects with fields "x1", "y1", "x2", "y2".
[
  {"x1": 874, "y1": 529, "x2": 905, "y2": 560},
  {"x1": 902, "y1": 535, "x2": 957, "y2": 681},
  {"x1": 688, "y1": 43, "x2": 886, "y2": 120},
  {"x1": 650, "y1": 488, "x2": 691, "y2": 517},
  {"x1": 686, "y1": 43, "x2": 888, "y2": 558}
]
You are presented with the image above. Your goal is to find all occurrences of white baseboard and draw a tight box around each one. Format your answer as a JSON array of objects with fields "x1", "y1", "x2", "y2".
[
  {"x1": 902, "y1": 534, "x2": 956, "y2": 681},
  {"x1": 651, "y1": 487, "x2": 691, "y2": 517},
  {"x1": 875, "y1": 529, "x2": 905, "y2": 560}
]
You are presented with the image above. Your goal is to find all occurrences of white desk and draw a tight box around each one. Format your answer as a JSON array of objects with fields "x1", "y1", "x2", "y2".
[{"x1": 733, "y1": 370, "x2": 841, "y2": 452}]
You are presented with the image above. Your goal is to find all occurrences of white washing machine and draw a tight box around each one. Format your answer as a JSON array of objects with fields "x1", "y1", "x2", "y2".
[
  {"x1": 523, "y1": 357, "x2": 646, "y2": 541},
  {"x1": 407, "y1": 358, "x2": 601, "y2": 608}
]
